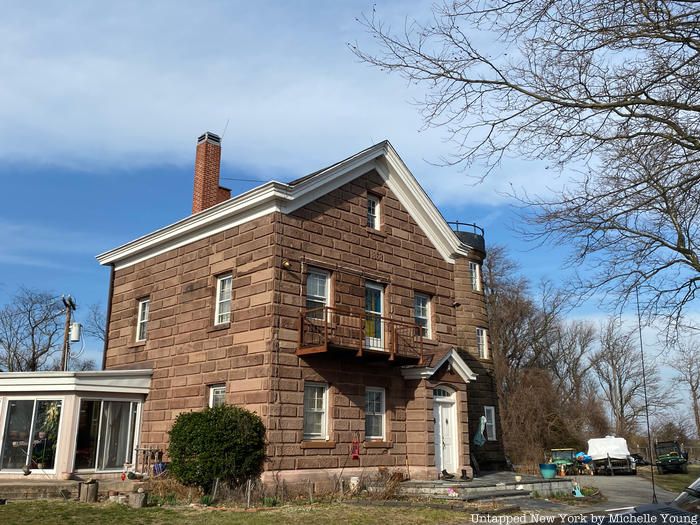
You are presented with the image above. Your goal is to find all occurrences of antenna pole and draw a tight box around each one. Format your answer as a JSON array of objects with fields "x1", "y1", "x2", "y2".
[{"x1": 636, "y1": 286, "x2": 657, "y2": 504}]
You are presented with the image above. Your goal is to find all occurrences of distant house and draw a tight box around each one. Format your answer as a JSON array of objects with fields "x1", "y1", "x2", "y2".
[{"x1": 0, "y1": 133, "x2": 504, "y2": 487}]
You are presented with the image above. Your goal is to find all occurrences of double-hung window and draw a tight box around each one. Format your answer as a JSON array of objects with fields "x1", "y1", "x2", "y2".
[
  {"x1": 470, "y1": 261, "x2": 482, "y2": 292},
  {"x1": 215, "y1": 274, "x2": 232, "y2": 325},
  {"x1": 414, "y1": 293, "x2": 431, "y2": 339},
  {"x1": 209, "y1": 384, "x2": 226, "y2": 408},
  {"x1": 365, "y1": 387, "x2": 385, "y2": 440},
  {"x1": 306, "y1": 269, "x2": 329, "y2": 319},
  {"x1": 484, "y1": 406, "x2": 497, "y2": 441},
  {"x1": 303, "y1": 383, "x2": 328, "y2": 440},
  {"x1": 367, "y1": 195, "x2": 380, "y2": 230},
  {"x1": 136, "y1": 298, "x2": 149, "y2": 342},
  {"x1": 476, "y1": 328, "x2": 489, "y2": 359}
]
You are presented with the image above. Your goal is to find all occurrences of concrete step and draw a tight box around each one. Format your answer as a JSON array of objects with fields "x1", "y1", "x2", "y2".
[
  {"x1": 0, "y1": 482, "x2": 78, "y2": 500},
  {"x1": 0, "y1": 480, "x2": 138, "y2": 501},
  {"x1": 395, "y1": 478, "x2": 572, "y2": 499}
]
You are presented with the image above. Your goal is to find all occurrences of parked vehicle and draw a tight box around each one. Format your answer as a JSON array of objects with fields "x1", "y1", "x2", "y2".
[
  {"x1": 587, "y1": 436, "x2": 637, "y2": 475},
  {"x1": 655, "y1": 440, "x2": 689, "y2": 474},
  {"x1": 550, "y1": 448, "x2": 577, "y2": 475}
]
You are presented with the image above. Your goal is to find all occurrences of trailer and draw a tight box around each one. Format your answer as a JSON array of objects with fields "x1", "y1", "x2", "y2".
[{"x1": 587, "y1": 436, "x2": 637, "y2": 475}]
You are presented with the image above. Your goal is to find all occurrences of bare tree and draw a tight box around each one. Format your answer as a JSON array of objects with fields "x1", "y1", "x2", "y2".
[
  {"x1": 667, "y1": 336, "x2": 700, "y2": 438},
  {"x1": 353, "y1": 1, "x2": 700, "y2": 326},
  {"x1": 652, "y1": 413, "x2": 693, "y2": 444},
  {"x1": 0, "y1": 288, "x2": 63, "y2": 372},
  {"x1": 82, "y1": 303, "x2": 106, "y2": 343},
  {"x1": 543, "y1": 321, "x2": 597, "y2": 406},
  {"x1": 485, "y1": 245, "x2": 608, "y2": 461},
  {"x1": 591, "y1": 318, "x2": 668, "y2": 437},
  {"x1": 523, "y1": 144, "x2": 700, "y2": 328}
]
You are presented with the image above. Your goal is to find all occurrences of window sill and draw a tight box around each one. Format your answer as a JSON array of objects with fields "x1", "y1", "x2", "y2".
[
  {"x1": 419, "y1": 338, "x2": 439, "y2": 346},
  {"x1": 208, "y1": 322, "x2": 230, "y2": 333},
  {"x1": 128, "y1": 340, "x2": 147, "y2": 349},
  {"x1": 364, "y1": 440, "x2": 393, "y2": 449},
  {"x1": 367, "y1": 228, "x2": 386, "y2": 238},
  {"x1": 300, "y1": 440, "x2": 336, "y2": 449}
]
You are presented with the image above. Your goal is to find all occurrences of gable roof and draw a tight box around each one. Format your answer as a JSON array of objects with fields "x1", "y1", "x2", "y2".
[
  {"x1": 96, "y1": 141, "x2": 474, "y2": 270},
  {"x1": 400, "y1": 348, "x2": 477, "y2": 383}
]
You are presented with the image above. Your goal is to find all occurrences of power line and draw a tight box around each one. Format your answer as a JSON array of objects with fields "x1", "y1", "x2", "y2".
[{"x1": 220, "y1": 177, "x2": 269, "y2": 183}]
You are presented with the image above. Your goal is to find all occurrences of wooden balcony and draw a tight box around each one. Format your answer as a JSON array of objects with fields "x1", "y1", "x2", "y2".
[{"x1": 297, "y1": 306, "x2": 425, "y2": 364}]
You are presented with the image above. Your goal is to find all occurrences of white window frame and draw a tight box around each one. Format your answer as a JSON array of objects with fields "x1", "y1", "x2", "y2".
[
  {"x1": 0, "y1": 396, "x2": 66, "y2": 474},
  {"x1": 364, "y1": 387, "x2": 386, "y2": 440},
  {"x1": 367, "y1": 194, "x2": 380, "y2": 230},
  {"x1": 72, "y1": 398, "x2": 142, "y2": 473},
  {"x1": 477, "y1": 327, "x2": 489, "y2": 359},
  {"x1": 364, "y1": 281, "x2": 384, "y2": 349},
  {"x1": 208, "y1": 384, "x2": 226, "y2": 408},
  {"x1": 484, "y1": 406, "x2": 497, "y2": 441},
  {"x1": 303, "y1": 382, "x2": 328, "y2": 440},
  {"x1": 413, "y1": 293, "x2": 432, "y2": 339},
  {"x1": 214, "y1": 274, "x2": 233, "y2": 325},
  {"x1": 306, "y1": 268, "x2": 330, "y2": 319},
  {"x1": 136, "y1": 298, "x2": 149, "y2": 342},
  {"x1": 470, "y1": 261, "x2": 482, "y2": 292}
]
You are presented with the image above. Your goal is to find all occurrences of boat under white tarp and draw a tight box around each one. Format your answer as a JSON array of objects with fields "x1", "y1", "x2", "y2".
[{"x1": 587, "y1": 436, "x2": 632, "y2": 460}]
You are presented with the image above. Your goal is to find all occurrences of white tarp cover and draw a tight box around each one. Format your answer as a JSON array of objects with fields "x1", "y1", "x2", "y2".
[{"x1": 587, "y1": 436, "x2": 631, "y2": 460}]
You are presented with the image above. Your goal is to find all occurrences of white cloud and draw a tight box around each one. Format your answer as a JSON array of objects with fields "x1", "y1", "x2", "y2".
[{"x1": 0, "y1": 1, "x2": 563, "y2": 208}]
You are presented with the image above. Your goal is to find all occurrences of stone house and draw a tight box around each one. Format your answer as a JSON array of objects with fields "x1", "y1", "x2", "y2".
[{"x1": 0, "y1": 132, "x2": 504, "y2": 485}]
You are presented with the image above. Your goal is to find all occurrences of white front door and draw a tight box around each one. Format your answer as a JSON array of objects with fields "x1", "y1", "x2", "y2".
[
  {"x1": 433, "y1": 388, "x2": 458, "y2": 475},
  {"x1": 364, "y1": 282, "x2": 384, "y2": 349}
]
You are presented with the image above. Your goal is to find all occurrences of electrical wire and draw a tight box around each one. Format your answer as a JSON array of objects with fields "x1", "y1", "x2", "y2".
[{"x1": 220, "y1": 177, "x2": 269, "y2": 183}]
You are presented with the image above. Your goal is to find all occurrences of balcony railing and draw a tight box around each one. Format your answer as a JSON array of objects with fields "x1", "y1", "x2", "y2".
[{"x1": 297, "y1": 306, "x2": 425, "y2": 364}]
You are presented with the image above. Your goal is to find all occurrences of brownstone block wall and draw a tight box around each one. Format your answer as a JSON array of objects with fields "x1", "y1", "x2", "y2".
[
  {"x1": 453, "y1": 257, "x2": 507, "y2": 469},
  {"x1": 105, "y1": 215, "x2": 277, "y2": 447},
  {"x1": 103, "y1": 166, "x2": 502, "y2": 478},
  {"x1": 267, "y1": 170, "x2": 467, "y2": 474}
]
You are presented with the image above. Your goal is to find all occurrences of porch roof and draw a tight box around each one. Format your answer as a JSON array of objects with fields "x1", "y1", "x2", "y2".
[
  {"x1": 0, "y1": 369, "x2": 152, "y2": 395},
  {"x1": 400, "y1": 348, "x2": 476, "y2": 383}
]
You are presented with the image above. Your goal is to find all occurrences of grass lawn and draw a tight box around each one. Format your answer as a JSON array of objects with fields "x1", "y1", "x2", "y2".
[
  {"x1": 638, "y1": 464, "x2": 700, "y2": 494},
  {"x1": 0, "y1": 500, "x2": 472, "y2": 525}
]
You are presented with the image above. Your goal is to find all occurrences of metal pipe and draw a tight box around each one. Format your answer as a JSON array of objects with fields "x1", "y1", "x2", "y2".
[{"x1": 636, "y1": 286, "x2": 658, "y2": 504}]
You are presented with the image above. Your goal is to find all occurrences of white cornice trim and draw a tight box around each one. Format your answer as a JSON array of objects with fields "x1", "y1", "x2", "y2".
[
  {"x1": 400, "y1": 348, "x2": 477, "y2": 383},
  {"x1": 96, "y1": 141, "x2": 472, "y2": 269},
  {"x1": 0, "y1": 369, "x2": 153, "y2": 394}
]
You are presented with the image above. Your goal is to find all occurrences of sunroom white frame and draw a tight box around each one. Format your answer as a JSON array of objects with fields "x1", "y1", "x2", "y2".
[{"x1": 0, "y1": 395, "x2": 67, "y2": 474}]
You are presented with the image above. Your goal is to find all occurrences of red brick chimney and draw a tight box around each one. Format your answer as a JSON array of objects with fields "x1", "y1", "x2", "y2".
[{"x1": 192, "y1": 132, "x2": 231, "y2": 214}]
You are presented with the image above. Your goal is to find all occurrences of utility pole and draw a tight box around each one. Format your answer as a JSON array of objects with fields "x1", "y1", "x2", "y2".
[{"x1": 60, "y1": 295, "x2": 77, "y2": 372}]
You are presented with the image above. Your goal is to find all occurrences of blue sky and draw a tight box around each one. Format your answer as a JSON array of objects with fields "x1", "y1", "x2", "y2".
[{"x1": 0, "y1": 2, "x2": 661, "y2": 369}]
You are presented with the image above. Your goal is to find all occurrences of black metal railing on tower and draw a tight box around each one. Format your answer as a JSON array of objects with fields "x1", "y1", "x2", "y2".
[{"x1": 447, "y1": 221, "x2": 485, "y2": 252}]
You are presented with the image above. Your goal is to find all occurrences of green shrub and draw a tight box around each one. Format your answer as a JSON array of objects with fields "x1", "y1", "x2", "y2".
[{"x1": 168, "y1": 405, "x2": 266, "y2": 492}]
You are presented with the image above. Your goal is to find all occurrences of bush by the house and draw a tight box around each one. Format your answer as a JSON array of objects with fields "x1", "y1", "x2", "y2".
[{"x1": 168, "y1": 404, "x2": 266, "y2": 492}]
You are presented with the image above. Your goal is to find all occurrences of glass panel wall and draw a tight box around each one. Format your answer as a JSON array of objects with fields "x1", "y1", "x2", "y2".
[
  {"x1": 74, "y1": 400, "x2": 100, "y2": 469},
  {"x1": 31, "y1": 401, "x2": 63, "y2": 469},
  {"x1": 74, "y1": 400, "x2": 138, "y2": 471},
  {"x1": 0, "y1": 399, "x2": 63, "y2": 471},
  {"x1": 99, "y1": 401, "x2": 132, "y2": 470}
]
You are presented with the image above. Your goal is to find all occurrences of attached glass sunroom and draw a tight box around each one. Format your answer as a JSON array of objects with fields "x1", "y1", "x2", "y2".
[{"x1": 0, "y1": 370, "x2": 151, "y2": 479}]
